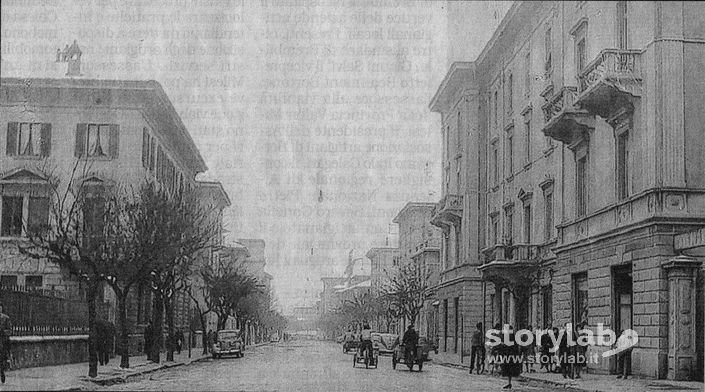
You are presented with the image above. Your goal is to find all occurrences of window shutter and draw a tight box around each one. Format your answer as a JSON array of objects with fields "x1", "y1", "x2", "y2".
[
  {"x1": 109, "y1": 124, "x2": 119, "y2": 159},
  {"x1": 40, "y1": 123, "x2": 52, "y2": 157},
  {"x1": 75, "y1": 123, "x2": 87, "y2": 158},
  {"x1": 6, "y1": 122, "x2": 18, "y2": 156}
]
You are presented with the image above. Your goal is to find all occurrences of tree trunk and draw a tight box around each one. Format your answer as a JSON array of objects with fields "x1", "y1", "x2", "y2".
[
  {"x1": 87, "y1": 281, "x2": 100, "y2": 378},
  {"x1": 117, "y1": 290, "x2": 130, "y2": 368},
  {"x1": 199, "y1": 313, "x2": 209, "y2": 355},
  {"x1": 150, "y1": 291, "x2": 164, "y2": 363},
  {"x1": 164, "y1": 294, "x2": 175, "y2": 362}
]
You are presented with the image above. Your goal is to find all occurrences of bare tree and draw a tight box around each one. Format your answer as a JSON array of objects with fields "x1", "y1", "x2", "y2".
[
  {"x1": 382, "y1": 261, "x2": 431, "y2": 327},
  {"x1": 19, "y1": 161, "x2": 111, "y2": 377}
]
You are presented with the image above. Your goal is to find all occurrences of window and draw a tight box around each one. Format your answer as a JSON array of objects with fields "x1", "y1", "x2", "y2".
[
  {"x1": 490, "y1": 213, "x2": 499, "y2": 245},
  {"x1": 1, "y1": 196, "x2": 23, "y2": 237},
  {"x1": 493, "y1": 91, "x2": 498, "y2": 127},
  {"x1": 454, "y1": 223, "x2": 462, "y2": 265},
  {"x1": 502, "y1": 289, "x2": 511, "y2": 326},
  {"x1": 617, "y1": 1, "x2": 628, "y2": 49},
  {"x1": 443, "y1": 299, "x2": 448, "y2": 352},
  {"x1": 544, "y1": 191, "x2": 554, "y2": 241},
  {"x1": 576, "y1": 38, "x2": 586, "y2": 73},
  {"x1": 83, "y1": 196, "x2": 106, "y2": 246},
  {"x1": 576, "y1": 156, "x2": 588, "y2": 217},
  {"x1": 542, "y1": 285, "x2": 553, "y2": 328},
  {"x1": 1, "y1": 275, "x2": 18, "y2": 288},
  {"x1": 525, "y1": 119, "x2": 531, "y2": 163},
  {"x1": 6, "y1": 122, "x2": 51, "y2": 157},
  {"x1": 506, "y1": 128, "x2": 514, "y2": 176},
  {"x1": 453, "y1": 297, "x2": 460, "y2": 353},
  {"x1": 524, "y1": 51, "x2": 531, "y2": 97},
  {"x1": 457, "y1": 111, "x2": 462, "y2": 151},
  {"x1": 492, "y1": 141, "x2": 499, "y2": 185},
  {"x1": 504, "y1": 205, "x2": 514, "y2": 245},
  {"x1": 456, "y1": 160, "x2": 462, "y2": 195},
  {"x1": 28, "y1": 197, "x2": 49, "y2": 234},
  {"x1": 75, "y1": 124, "x2": 119, "y2": 159},
  {"x1": 488, "y1": 93, "x2": 493, "y2": 129},
  {"x1": 507, "y1": 73, "x2": 513, "y2": 113},
  {"x1": 617, "y1": 132, "x2": 629, "y2": 200},
  {"x1": 572, "y1": 273, "x2": 588, "y2": 326},
  {"x1": 544, "y1": 27, "x2": 552, "y2": 75},
  {"x1": 523, "y1": 202, "x2": 532, "y2": 244},
  {"x1": 25, "y1": 275, "x2": 43, "y2": 289}
]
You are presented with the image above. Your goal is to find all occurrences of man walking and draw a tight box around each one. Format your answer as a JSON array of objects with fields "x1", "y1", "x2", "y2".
[
  {"x1": 615, "y1": 330, "x2": 634, "y2": 379},
  {"x1": 402, "y1": 324, "x2": 419, "y2": 361},
  {"x1": 0, "y1": 303, "x2": 11, "y2": 384},
  {"x1": 469, "y1": 322, "x2": 485, "y2": 375}
]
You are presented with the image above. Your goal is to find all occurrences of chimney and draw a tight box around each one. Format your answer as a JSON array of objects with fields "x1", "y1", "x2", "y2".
[{"x1": 65, "y1": 40, "x2": 82, "y2": 77}]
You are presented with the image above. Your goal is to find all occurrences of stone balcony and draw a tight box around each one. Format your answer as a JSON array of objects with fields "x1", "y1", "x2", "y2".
[
  {"x1": 541, "y1": 86, "x2": 594, "y2": 145},
  {"x1": 478, "y1": 243, "x2": 541, "y2": 286},
  {"x1": 576, "y1": 49, "x2": 643, "y2": 118},
  {"x1": 409, "y1": 239, "x2": 441, "y2": 259},
  {"x1": 430, "y1": 194, "x2": 463, "y2": 229}
]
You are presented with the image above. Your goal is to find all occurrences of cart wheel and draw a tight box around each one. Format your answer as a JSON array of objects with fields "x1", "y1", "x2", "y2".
[
  {"x1": 353, "y1": 353, "x2": 357, "y2": 367},
  {"x1": 392, "y1": 354, "x2": 397, "y2": 370},
  {"x1": 418, "y1": 359, "x2": 423, "y2": 371}
]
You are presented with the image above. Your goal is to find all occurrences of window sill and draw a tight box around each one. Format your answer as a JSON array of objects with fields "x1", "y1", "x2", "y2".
[
  {"x1": 523, "y1": 161, "x2": 533, "y2": 170},
  {"x1": 506, "y1": 174, "x2": 514, "y2": 183},
  {"x1": 491, "y1": 185, "x2": 500, "y2": 193}
]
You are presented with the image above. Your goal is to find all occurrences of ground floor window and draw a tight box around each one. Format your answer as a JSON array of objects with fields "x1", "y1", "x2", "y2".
[
  {"x1": 542, "y1": 285, "x2": 553, "y2": 328},
  {"x1": 572, "y1": 273, "x2": 588, "y2": 326}
]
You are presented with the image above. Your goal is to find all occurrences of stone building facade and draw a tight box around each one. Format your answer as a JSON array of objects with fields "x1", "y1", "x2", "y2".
[
  {"x1": 392, "y1": 202, "x2": 441, "y2": 338},
  {"x1": 0, "y1": 77, "x2": 230, "y2": 355},
  {"x1": 432, "y1": 1, "x2": 705, "y2": 381}
]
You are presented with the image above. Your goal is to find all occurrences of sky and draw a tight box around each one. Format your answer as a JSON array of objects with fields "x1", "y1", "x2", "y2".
[{"x1": 1, "y1": 0, "x2": 511, "y2": 314}]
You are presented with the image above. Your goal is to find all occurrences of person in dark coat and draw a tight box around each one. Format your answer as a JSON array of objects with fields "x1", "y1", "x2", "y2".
[
  {"x1": 539, "y1": 325, "x2": 553, "y2": 372},
  {"x1": 144, "y1": 322, "x2": 154, "y2": 356},
  {"x1": 175, "y1": 329, "x2": 184, "y2": 355},
  {"x1": 499, "y1": 326, "x2": 522, "y2": 389},
  {"x1": 558, "y1": 323, "x2": 573, "y2": 379},
  {"x1": 96, "y1": 320, "x2": 115, "y2": 366}
]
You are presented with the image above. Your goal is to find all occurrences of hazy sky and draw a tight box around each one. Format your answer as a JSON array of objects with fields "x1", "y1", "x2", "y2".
[{"x1": 1, "y1": 0, "x2": 511, "y2": 313}]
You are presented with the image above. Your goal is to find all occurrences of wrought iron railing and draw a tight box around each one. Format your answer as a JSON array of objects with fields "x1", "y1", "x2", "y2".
[{"x1": 542, "y1": 86, "x2": 579, "y2": 123}]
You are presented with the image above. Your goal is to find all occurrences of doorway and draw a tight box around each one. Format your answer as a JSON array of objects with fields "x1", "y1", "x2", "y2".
[{"x1": 612, "y1": 265, "x2": 633, "y2": 373}]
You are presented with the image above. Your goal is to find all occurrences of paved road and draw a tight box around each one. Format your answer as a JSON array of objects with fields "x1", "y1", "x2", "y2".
[{"x1": 95, "y1": 339, "x2": 562, "y2": 391}]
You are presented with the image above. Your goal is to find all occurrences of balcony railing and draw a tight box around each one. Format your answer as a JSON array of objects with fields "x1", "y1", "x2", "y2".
[
  {"x1": 481, "y1": 243, "x2": 540, "y2": 264},
  {"x1": 542, "y1": 86, "x2": 578, "y2": 123},
  {"x1": 578, "y1": 49, "x2": 642, "y2": 94}
]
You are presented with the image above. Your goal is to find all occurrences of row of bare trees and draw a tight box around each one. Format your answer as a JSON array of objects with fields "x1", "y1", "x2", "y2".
[
  {"x1": 319, "y1": 261, "x2": 431, "y2": 338},
  {"x1": 17, "y1": 162, "x2": 243, "y2": 376}
]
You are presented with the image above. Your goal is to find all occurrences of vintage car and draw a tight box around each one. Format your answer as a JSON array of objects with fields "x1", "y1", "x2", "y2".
[
  {"x1": 373, "y1": 333, "x2": 398, "y2": 355},
  {"x1": 212, "y1": 329, "x2": 244, "y2": 358}
]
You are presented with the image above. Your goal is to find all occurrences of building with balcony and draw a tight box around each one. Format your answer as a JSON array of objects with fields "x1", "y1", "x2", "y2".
[
  {"x1": 429, "y1": 61, "x2": 487, "y2": 364},
  {"x1": 392, "y1": 202, "x2": 441, "y2": 338},
  {"x1": 435, "y1": 1, "x2": 705, "y2": 381}
]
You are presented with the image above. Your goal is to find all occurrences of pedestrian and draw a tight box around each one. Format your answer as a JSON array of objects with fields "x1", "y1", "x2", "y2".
[
  {"x1": 207, "y1": 329, "x2": 216, "y2": 353},
  {"x1": 499, "y1": 326, "x2": 522, "y2": 389},
  {"x1": 0, "y1": 303, "x2": 11, "y2": 384},
  {"x1": 574, "y1": 322, "x2": 588, "y2": 379},
  {"x1": 95, "y1": 320, "x2": 112, "y2": 366},
  {"x1": 539, "y1": 325, "x2": 552, "y2": 372},
  {"x1": 615, "y1": 329, "x2": 634, "y2": 379},
  {"x1": 487, "y1": 323, "x2": 502, "y2": 376},
  {"x1": 558, "y1": 323, "x2": 574, "y2": 379},
  {"x1": 469, "y1": 322, "x2": 485, "y2": 375},
  {"x1": 176, "y1": 329, "x2": 184, "y2": 355},
  {"x1": 144, "y1": 321, "x2": 153, "y2": 357},
  {"x1": 550, "y1": 327, "x2": 560, "y2": 373},
  {"x1": 521, "y1": 325, "x2": 536, "y2": 373}
]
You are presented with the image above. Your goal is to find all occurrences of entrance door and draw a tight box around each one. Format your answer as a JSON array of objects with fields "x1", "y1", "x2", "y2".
[{"x1": 612, "y1": 266, "x2": 633, "y2": 373}]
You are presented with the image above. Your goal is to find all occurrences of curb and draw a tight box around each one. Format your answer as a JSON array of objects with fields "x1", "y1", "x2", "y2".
[{"x1": 84, "y1": 356, "x2": 211, "y2": 386}]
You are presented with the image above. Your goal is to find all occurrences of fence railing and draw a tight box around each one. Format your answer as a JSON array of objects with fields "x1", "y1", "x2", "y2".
[{"x1": 0, "y1": 285, "x2": 89, "y2": 336}]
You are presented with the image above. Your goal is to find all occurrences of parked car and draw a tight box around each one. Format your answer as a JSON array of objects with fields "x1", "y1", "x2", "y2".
[
  {"x1": 373, "y1": 333, "x2": 398, "y2": 355},
  {"x1": 212, "y1": 329, "x2": 244, "y2": 358}
]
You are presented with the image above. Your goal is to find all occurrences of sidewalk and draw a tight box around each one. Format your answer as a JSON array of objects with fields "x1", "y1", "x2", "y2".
[
  {"x1": 1, "y1": 350, "x2": 210, "y2": 391},
  {"x1": 431, "y1": 356, "x2": 704, "y2": 392}
]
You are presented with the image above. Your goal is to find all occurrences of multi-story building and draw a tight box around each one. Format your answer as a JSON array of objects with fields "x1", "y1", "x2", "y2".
[
  {"x1": 433, "y1": 1, "x2": 705, "y2": 381},
  {"x1": 366, "y1": 247, "x2": 400, "y2": 294},
  {"x1": 429, "y1": 61, "x2": 487, "y2": 364},
  {"x1": 0, "y1": 75, "x2": 222, "y2": 354},
  {"x1": 392, "y1": 202, "x2": 442, "y2": 338}
]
